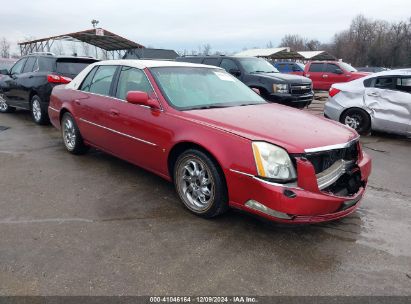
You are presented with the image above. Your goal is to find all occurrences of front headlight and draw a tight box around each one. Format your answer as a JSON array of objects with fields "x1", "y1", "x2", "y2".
[
  {"x1": 252, "y1": 142, "x2": 296, "y2": 182},
  {"x1": 273, "y1": 83, "x2": 288, "y2": 94}
]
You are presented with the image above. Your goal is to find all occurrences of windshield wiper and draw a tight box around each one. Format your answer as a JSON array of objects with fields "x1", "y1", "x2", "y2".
[{"x1": 189, "y1": 104, "x2": 232, "y2": 110}]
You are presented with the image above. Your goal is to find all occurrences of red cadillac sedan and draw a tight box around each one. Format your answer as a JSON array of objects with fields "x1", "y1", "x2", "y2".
[{"x1": 48, "y1": 60, "x2": 372, "y2": 224}]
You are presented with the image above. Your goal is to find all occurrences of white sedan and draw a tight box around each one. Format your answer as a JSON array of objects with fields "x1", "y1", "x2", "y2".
[{"x1": 324, "y1": 69, "x2": 411, "y2": 135}]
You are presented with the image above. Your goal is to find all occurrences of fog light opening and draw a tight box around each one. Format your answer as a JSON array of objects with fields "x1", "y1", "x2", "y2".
[{"x1": 245, "y1": 200, "x2": 293, "y2": 220}]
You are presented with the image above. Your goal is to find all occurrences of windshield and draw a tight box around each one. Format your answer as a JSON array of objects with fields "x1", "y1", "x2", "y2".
[
  {"x1": 339, "y1": 62, "x2": 357, "y2": 72},
  {"x1": 237, "y1": 58, "x2": 279, "y2": 73},
  {"x1": 150, "y1": 67, "x2": 266, "y2": 110}
]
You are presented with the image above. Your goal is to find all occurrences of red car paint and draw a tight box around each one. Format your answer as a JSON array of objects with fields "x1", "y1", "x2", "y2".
[
  {"x1": 304, "y1": 61, "x2": 370, "y2": 91},
  {"x1": 49, "y1": 65, "x2": 372, "y2": 224}
]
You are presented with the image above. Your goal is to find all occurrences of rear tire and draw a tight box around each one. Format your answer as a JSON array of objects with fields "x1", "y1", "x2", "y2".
[
  {"x1": 341, "y1": 108, "x2": 371, "y2": 135},
  {"x1": 61, "y1": 112, "x2": 89, "y2": 155},
  {"x1": 173, "y1": 149, "x2": 228, "y2": 218},
  {"x1": 31, "y1": 95, "x2": 49, "y2": 125},
  {"x1": 0, "y1": 94, "x2": 15, "y2": 113}
]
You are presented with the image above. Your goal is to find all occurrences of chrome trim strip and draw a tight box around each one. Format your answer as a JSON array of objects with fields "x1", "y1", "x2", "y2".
[
  {"x1": 229, "y1": 169, "x2": 254, "y2": 178},
  {"x1": 304, "y1": 136, "x2": 360, "y2": 153},
  {"x1": 316, "y1": 160, "x2": 354, "y2": 190},
  {"x1": 79, "y1": 118, "x2": 157, "y2": 146},
  {"x1": 49, "y1": 106, "x2": 59, "y2": 113},
  {"x1": 229, "y1": 169, "x2": 301, "y2": 189}
]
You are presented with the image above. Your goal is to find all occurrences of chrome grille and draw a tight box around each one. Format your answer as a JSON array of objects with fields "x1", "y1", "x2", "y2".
[{"x1": 290, "y1": 83, "x2": 312, "y2": 95}]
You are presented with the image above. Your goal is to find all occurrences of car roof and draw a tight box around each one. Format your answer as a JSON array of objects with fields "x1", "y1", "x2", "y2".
[
  {"x1": 363, "y1": 68, "x2": 411, "y2": 78},
  {"x1": 94, "y1": 59, "x2": 223, "y2": 69}
]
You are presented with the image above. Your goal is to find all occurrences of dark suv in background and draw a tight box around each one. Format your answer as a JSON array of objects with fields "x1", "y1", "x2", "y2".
[
  {"x1": 0, "y1": 53, "x2": 98, "y2": 124},
  {"x1": 176, "y1": 56, "x2": 313, "y2": 108}
]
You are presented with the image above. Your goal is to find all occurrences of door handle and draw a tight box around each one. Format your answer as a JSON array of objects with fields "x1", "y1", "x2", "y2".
[
  {"x1": 322, "y1": 74, "x2": 328, "y2": 78},
  {"x1": 28, "y1": 75, "x2": 33, "y2": 79},
  {"x1": 110, "y1": 109, "x2": 119, "y2": 116},
  {"x1": 74, "y1": 99, "x2": 81, "y2": 105}
]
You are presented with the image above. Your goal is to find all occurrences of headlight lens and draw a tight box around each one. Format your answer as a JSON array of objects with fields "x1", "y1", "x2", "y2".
[
  {"x1": 273, "y1": 83, "x2": 288, "y2": 93},
  {"x1": 252, "y1": 142, "x2": 296, "y2": 181}
]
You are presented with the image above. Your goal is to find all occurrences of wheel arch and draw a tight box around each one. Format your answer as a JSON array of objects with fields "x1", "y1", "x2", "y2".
[{"x1": 167, "y1": 141, "x2": 226, "y2": 183}]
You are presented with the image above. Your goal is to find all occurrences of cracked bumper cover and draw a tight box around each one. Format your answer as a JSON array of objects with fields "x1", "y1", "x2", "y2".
[{"x1": 228, "y1": 152, "x2": 372, "y2": 224}]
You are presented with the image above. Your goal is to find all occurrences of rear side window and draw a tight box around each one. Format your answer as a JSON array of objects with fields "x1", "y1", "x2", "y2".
[
  {"x1": 363, "y1": 78, "x2": 373, "y2": 87},
  {"x1": 396, "y1": 77, "x2": 411, "y2": 93},
  {"x1": 38, "y1": 57, "x2": 55, "y2": 72},
  {"x1": 81, "y1": 65, "x2": 117, "y2": 96},
  {"x1": 374, "y1": 77, "x2": 395, "y2": 90},
  {"x1": 56, "y1": 60, "x2": 95, "y2": 77},
  {"x1": 308, "y1": 63, "x2": 324, "y2": 72},
  {"x1": 115, "y1": 66, "x2": 154, "y2": 100},
  {"x1": 22, "y1": 57, "x2": 37, "y2": 73},
  {"x1": 202, "y1": 58, "x2": 220, "y2": 66},
  {"x1": 80, "y1": 67, "x2": 98, "y2": 92}
]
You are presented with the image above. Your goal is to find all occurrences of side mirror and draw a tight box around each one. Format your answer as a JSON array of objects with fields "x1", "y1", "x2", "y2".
[
  {"x1": 334, "y1": 68, "x2": 344, "y2": 75},
  {"x1": 228, "y1": 68, "x2": 241, "y2": 77},
  {"x1": 126, "y1": 91, "x2": 160, "y2": 109},
  {"x1": 0, "y1": 69, "x2": 9, "y2": 75}
]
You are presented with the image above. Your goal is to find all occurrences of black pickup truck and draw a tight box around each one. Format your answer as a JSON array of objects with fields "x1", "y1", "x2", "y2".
[{"x1": 176, "y1": 56, "x2": 313, "y2": 108}]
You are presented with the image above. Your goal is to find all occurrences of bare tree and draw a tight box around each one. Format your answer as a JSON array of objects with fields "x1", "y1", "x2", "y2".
[
  {"x1": 70, "y1": 42, "x2": 78, "y2": 56},
  {"x1": 266, "y1": 41, "x2": 274, "y2": 48},
  {"x1": 199, "y1": 44, "x2": 212, "y2": 55},
  {"x1": 0, "y1": 37, "x2": 11, "y2": 58}
]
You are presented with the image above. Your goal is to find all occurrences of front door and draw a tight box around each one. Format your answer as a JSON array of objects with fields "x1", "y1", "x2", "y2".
[
  {"x1": 105, "y1": 66, "x2": 164, "y2": 173},
  {"x1": 3, "y1": 58, "x2": 27, "y2": 107},
  {"x1": 305, "y1": 62, "x2": 325, "y2": 90}
]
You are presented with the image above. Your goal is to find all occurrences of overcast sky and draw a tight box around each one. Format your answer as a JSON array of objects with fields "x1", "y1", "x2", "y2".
[{"x1": 0, "y1": 0, "x2": 410, "y2": 54}]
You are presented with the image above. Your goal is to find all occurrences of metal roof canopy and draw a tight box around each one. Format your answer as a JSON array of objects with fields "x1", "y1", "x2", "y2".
[
  {"x1": 18, "y1": 28, "x2": 144, "y2": 57},
  {"x1": 297, "y1": 51, "x2": 336, "y2": 61},
  {"x1": 234, "y1": 48, "x2": 304, "y2": 60}
]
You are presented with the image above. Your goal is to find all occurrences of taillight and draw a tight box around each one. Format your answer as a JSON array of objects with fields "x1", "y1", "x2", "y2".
[
  {"x1": 329, "y1": 87, "x2": 341, "y2": 97},
  {"x1": 47, "y1": 74, "x2": 72, "y2": 84}
]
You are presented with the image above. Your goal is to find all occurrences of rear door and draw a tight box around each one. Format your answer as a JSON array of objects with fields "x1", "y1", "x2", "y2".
[
  {"x1": 306, "y1": 63, "x2": 325, "y2": 90},
  {"x1": 364, "y1": 76, "x2": 410, "y2": 134},
  {"x1": 13, "y1": 56, "x2": 38, "y2": 108},
  {"x1": 3, "y1": 57, "x2": 27, "y2": 107},
  {"x1": 75, "y1": 65, "x2": 119, "y2": 149}
]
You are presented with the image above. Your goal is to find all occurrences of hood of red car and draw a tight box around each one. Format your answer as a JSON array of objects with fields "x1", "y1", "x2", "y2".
[{"x1": 185, "y1": 103, "x2": 358, "y2": 153}]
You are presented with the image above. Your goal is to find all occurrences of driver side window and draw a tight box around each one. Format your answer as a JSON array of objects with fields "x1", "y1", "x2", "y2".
[
  {"x1": 115, "y1": 66, "x2": 154, "y2": 100},
  {"x1": 10, "y1": 58, "x2": 27, "y2": 75}
]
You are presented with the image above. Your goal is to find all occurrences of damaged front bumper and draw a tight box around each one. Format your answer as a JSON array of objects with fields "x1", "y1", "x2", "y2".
[{"x1": 228, "y1": 152, "x2": 372, "y2": 224}]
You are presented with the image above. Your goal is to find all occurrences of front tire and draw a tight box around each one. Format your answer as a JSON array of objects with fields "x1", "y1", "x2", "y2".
[
  {"x1": 31, "y1": 95, "x2": 49, "y2": 125},
  {"x1": 341, "y1": 108, "x2": 371, "y2": 135},
  {"x1": 174, "y1": 149, "x2": 228, "y2": 218},
  {"x1": 61, "y1": 112, "x2": 89, "y2": 155},
  {"x1": 0, "y1": 94, "x2": 15, "y2": 113}
]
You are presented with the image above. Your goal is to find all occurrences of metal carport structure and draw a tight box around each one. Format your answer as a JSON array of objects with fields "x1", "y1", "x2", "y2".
[{"x1": 18, "y1": 28, "x2": 145, "y2": 58}]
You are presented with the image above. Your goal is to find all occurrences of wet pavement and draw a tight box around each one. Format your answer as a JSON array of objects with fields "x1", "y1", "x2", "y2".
[{"x1": 0, "y1": 105, "x2": 410, "y2": 296}]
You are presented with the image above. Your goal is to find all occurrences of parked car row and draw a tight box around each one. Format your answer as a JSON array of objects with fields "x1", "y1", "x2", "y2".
[{"x1": 0, "y1": 57, "x2": 372, "y2": 224}]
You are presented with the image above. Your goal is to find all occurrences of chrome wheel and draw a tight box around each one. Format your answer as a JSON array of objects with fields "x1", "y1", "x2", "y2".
[
  {"x1": 177, "y1": 157, "x2": 215, "y2": 212},
  {"x1": 344, "y1": 115, "x2": 361, "y2": 130},
  {"x1": 63, "y1": 116, "x2": 76, "y2": 150},
  {"x1": 0, "y1": 94, "x2": 8, "y2": 111},
  {"x1": 32, "y1": 99, "x2": 42, "y2": 121}
]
